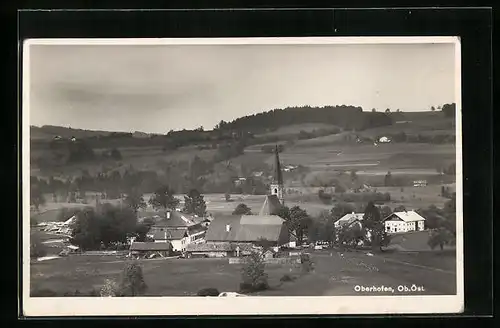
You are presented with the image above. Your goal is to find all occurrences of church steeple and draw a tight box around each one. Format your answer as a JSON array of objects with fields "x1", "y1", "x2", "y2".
[{"x1": 270, "y1": 145, "x2": 284, "y2": 205}]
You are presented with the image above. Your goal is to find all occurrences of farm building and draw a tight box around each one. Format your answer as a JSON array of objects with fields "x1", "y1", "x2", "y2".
[
  {"x1": 413, "y1": 180, "x2": 428, "y2": 187},
  {"x1": 205, "y1": 214, "x2": 290, "y2": 247},
  {"x1": 147, "y1": 223, "x2": 207, "y2": 252},
  {"x1": 383, "y1": 210, "x2": 426, "y2": 234},
  {"x1": 334, "y1": 212, "x2": 365, "y2": 229},
  {"x1": 129, "y1": 241, "x2": 173, "y2": 259}
]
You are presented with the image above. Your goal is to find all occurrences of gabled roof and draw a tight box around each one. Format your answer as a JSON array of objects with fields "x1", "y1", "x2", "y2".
[
  {"x1": 205, "y1": 215, "x2": 285, "y2": 243},
  {"x1": 384, "y1": 210, "x2": 426, "y2": 222},
  {"x1": 335, "y1": 213, "x2": 365, "y2": 226},
  {"x1": 144, "y1": 210, "x2": 198, "y2": 227},
  {"x1": 150, "y1": 229, "x2": 187, "y2": 240},
  {"x1": 130, "y1": 242, "x2": 172, "y2": 251},
  {"x1": 259, "y1": 195, "x2": 282, "y2": 216},
  {"x1": 187, "y1": 224, "x2": 207, "y2": 235}
]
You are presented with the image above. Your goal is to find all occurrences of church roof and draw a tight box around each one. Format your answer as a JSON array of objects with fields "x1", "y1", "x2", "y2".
[
  {"x1": 205, "y1": 214, "x2": 285, "y2": 243},
  {"x1": 259, "y1": 195, "x2": 283, "y2": 216}
]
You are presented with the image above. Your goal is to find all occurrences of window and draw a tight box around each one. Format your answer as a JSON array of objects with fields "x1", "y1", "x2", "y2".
[{"x1": 274, "y1": 189, "x2": 278, "y2": 194}]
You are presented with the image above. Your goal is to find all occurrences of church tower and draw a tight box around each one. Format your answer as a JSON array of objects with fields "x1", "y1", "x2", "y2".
[{"x1": 270, "y1": 145, "x2": 285, "y2": 205}]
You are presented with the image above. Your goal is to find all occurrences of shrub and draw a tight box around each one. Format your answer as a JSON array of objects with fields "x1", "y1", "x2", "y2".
[
  {"x1": 100, "y1": 279, "x2": 120, "y2": 297},
  {"x1": 280, "y1": 274, "x2": 295, "y2": 282},
  {"x1": 300, "y1": 253, "x2": 314, "y2": 273},
  {"x1": 197, "y1": 288, "x2": 220, "y2": 296},
  {"x1": 30, "y1": 233, "x2": 47, "y2": 259}
]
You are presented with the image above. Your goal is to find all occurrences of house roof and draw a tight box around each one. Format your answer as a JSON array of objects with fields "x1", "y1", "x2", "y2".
[
  {"x1": 259, "y1": 195, "x2": 282, "y2": 216},
  {"x1": 130, "y1": 242, "x2": 172, "y2": 251},
  {"x1": 144, "y1": 210, "x2": 198, "y2": 227},
  {"x1": 205, "y1": 215, "x2": 285, "y2": 243},
  {"x1": 335, "y1": 213, "x2": 365, "y2": 226},
  {"x1": 187, "y1": 224, "x2": 207, "y2": 235},
  {"x1": 385, "y1": 210, "x2": 426, "y2": 222},
  {"x1": 150, "y1": 229, "x2": 187, "y2": 240}
]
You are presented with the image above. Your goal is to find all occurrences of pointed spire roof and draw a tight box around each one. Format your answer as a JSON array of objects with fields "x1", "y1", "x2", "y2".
[
  {"x1": 273, "y1": 145, "x2": 283, "y2": 185},
  {"x1": 259, "y1": 195, "x2": 282, "y2": 216}
]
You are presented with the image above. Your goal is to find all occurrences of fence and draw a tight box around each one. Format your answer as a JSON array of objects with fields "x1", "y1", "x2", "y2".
[
  {"x1": 81, "y1": 250, "x2": 128, "y2": 256},
  {"x1": 229, "y1": 257, "x2": 300, "y2": 265}
]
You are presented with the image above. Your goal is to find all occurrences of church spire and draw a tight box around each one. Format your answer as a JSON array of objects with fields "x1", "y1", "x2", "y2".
[
  {"x1": 270, "y1": 145, "x2": 284, "y2": 205},
  {"x1": 274, "y1": 145, "x2": 283, "y2": 185}
]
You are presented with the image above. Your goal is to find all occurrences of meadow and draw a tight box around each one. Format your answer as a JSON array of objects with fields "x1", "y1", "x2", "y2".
[{"x1": 30, "y1": 248, "x2": 456, "y2": 297}]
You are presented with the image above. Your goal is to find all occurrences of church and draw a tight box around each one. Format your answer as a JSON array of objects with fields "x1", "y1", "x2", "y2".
[{"x1": 202, "y1": 145, "x2": 291, "y2": 250}]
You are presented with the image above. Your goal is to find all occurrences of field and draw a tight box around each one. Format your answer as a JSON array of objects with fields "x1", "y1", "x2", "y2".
[{"x1": 30, "y1": 248, "x2": 456, "y2": 296}]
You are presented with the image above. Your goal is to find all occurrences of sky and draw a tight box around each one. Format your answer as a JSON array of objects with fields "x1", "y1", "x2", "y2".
[{"x1": 28, "y1": 42, "x2": 456, "y2": 134}]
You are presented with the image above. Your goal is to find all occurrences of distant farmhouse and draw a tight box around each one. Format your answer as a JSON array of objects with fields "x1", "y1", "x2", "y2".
[
  {"x1": 383, "y1": 210, "x2": 426, "y2": 234},
  {"x1": 413, "y1": 180, "x2": 428, "y2": 187}
]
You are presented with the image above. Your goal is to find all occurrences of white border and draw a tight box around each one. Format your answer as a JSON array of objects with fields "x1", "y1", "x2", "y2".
[{"x1": 22, "y1": 37, "x2": 463, "y2": 316}]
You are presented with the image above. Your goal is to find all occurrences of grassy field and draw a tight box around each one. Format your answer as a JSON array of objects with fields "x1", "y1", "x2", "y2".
[{"x1": 30, "y1": 248, "x2": 456, "y2": 296}]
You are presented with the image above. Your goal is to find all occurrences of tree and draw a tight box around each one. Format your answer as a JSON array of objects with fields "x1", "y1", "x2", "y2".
[
  {"x1": 431, "y1": 106, "x2": 436, "y2": 111},
  {"x1": 288, "y1": 206, "x2": 311, "y2": 245},
  {"x1": 394, "y1": 205, "x2": 406, "y2": 212},
  {"x1": 30, "y1": 233, "x2": 47, "y2": 259},
  {"x1": 379, "y1": 206, "x2": 392, "y2": 219},
  {"x1": 255, "y1": 237, "x2": 274, "y2": 253},
  {"x1": 384, "y1": 171, "x2": 392, "y2": 187},
  {"x1": 118, "y1": 262, "x2": 147, "y2": 296},
  {"x1": 30, "y1": 185, "x2": 45, "y2": 212},
  {"x1": 350, "y1": 170, "x2": 358, "y2": 182},
  {"x1": 371, "y1": 108, "x2": 376, "y2": 112},
  {"x1": 330, "y1": 202, "x2": 355, "y2": 221},
  {"x1": 148, "y1": 185, "x2": 180, "y2": 218},
  {"x1": 385, "y1": 108, "x2": 390, "y2": 113},
  {"x1": 183, "y1": 189, "x2": 207, "y2": 217},
  {"x1": 233, "y1": 203, "x2": 252, "y2": 215},
  {"x1": 240, "y1": 251, "x2": 268, "y2": 292},
  {"x1": 124, "y1": 188, "x2": 147, "y2": 214},
  {"x1": 441, "y1": 103, "x2": 456, "y2": 118},
  {"x1": 363, "y1": 201, "x2": 388, "y2": 252},
  {"x1": 110, "y1": 148, "x2": 122, "y2": 160},
  {"x1": 428, "y1": 227, "x2": 454, "y2": 250}
]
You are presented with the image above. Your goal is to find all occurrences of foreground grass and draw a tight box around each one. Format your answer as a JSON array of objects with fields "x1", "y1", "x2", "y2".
[{"x1": 30, "y1": 249, "x2": 456, "y2": 297}]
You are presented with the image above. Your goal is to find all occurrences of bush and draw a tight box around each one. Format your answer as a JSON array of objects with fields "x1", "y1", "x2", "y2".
[
  {"x1": 239, "y1": 282, "x2": 269, "y2": 293},
  {"x1": 300, "y1": 253, "x2": 314, "y2": 273},
  {"x1": 197, "y1": 288, "x2": 220, "y2": 296},
  {"x1": 280, "y1": 274, "x2": 295, "y2": 282}
]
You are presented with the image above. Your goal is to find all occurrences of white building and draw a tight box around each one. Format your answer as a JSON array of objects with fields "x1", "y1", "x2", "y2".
[{"x1": 383, "y1": 210, "x2": 426, "y2": 234}]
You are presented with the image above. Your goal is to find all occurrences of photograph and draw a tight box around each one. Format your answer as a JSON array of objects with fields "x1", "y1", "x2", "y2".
[{"x1": 22, "y1": 37, "x2": 463, "y2": 316}]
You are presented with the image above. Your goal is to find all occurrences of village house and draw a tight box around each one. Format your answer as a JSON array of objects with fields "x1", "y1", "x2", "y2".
[
  {"x1": 383, "y1": 210, "x2": 426, "y2": 234},
  {"x1": 147, "y1": 222, "x2": 207, "y2": 252},
  {"x1": 334, "y1": 212, "x2": 365, "y2": 229}
]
